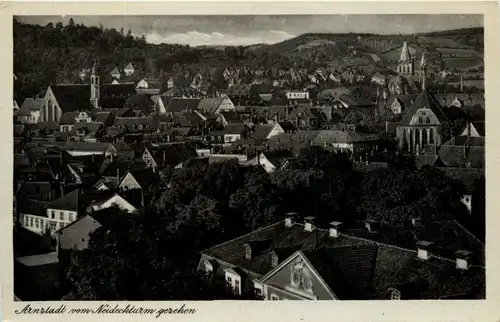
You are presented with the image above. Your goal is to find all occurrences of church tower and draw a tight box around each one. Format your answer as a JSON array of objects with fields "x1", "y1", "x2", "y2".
[
  {"x1": 90, "y1": 57, "x2": 100, "y2": 110},
  {"x1": 397, "y1": 41, "x2": 414, "y2": 76}
]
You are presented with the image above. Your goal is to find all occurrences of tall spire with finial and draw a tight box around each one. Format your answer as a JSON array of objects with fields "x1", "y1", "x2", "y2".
[
  {"x1": 90, "y1": 56, "x2": 100, "y2": 110},
  {"x1": 420, "y1": 50, "x2": 427, "y2": 91}
]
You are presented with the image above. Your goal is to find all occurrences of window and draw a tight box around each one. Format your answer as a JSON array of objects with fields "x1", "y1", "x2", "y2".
[
  {"x1": 60, "y1": 212, "x2": 64, "y2": 220},
  {"x1": 235, "y1": 279, "x2": 240, "y2": 286},
  {"x1": 68, "y1": 213, "x2": 74, "y2": 221},
  {"x1": 227, "y1": 276, "x2": 232, "y2": 283},
  {"x1": 390, "y1": 289, "x2": 401, "y2": 300},
  {"x1": 51, "y1": 211, "x2": 55, "y2": 219},
  {"x1": 36, "y1": 219, "x2": 40, "y2": 228},
  {"x1": 25, "y1": 217, "x2": 29, "y2": 227},
  {"x1": 29, "y1": 217, "x2": 34, "y2": 227},
  {"x1": 271, "y1": 294, "x2": 279, "y2": 301},
  {"x1": 272, "y1": 253, "x2": 279, "y2": 267},
  {"x1": 60, "y1": 222, "x2": 66, "y2": 229}
]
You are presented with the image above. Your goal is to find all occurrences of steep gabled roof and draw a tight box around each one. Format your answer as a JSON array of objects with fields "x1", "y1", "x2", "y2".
[
  {"x1": 197, "y1": 97, "x2": 224, "y2": 114},
  {"x1": 399, "y1": 90, "x2": 449, "y2": 126}
]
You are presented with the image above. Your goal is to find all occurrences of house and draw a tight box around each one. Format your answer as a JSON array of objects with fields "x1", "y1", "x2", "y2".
[
  {"x1": 209, "y1": 123, "x2": 247, "y2": 147},
  {"x1": 59, "y1": 111, "x2": 93, "y2": 132},
  {"x1": 69, "y1": 122, "x2": 104, "y2": 142},
  {"x1": 253, "y1": 123, "x2": 285, "y2": 141},
  {"x1": 165, "y1": 98, "x2": 201, "y2": 115},
  {"x1": 63, "y1": 142, "x2": 117, "y2": 157},
  {"x1": 136, "y1": 77, "x2": 162, "y2": 95},
  {"x1": 288, "y1": 106, "x2": 320, "y2": 130},
  {"x1": 312, "y1": 130, "x2": 380, "y2": 160},
  {"x1": 152, "y1": 95, "x2": 170, "y2": 115},
  {"x1": 197, "y1": 95, "x2": 235, "y2": 114},
  {"x1": 286, "y1": 91, "x2": 309, "y2": 100},
  {"x1": 110, "y1": 67, "x2": 121, "y2": 79},
  {"x1": 20, "y1": 188, "x2": 85, "y2": 236},
  {"x1": 332, "y1": 95, "x2": 376, "y2": 110},
  {"x1": 92, "y1": 193, "x2": 138, "y2": 213},
  {"x1": 17, "y1": 98, "x2": 44, "y2": 124},
  {"x1": 117, "y1": 168, "x2": 157, "y2": 204},
  {"x1": 386, "y1": 94, "x2": 420, "y2": 115},
  {"x1": 198, "y1": 214, "x2": 484, "y2": 300},
  {"x1": 254, "y1": 150, "x2": 295, "y2": 173},
  {"x1": 396, "y1": 89, "x2": 449, "y2": 154},
  {"x1": 124, "y1": 63, "x2": 135, "y2": 76},
  {"x1": 58, "y1": 214, "x2": 103, "y2": 251},
  {"x1": 40, "y1": 83, "x2": 136, "y2": 122}
]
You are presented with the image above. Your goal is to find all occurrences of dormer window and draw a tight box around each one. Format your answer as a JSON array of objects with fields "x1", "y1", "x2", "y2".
[
  {"x1": 271, "y1": 252, "x2": 279, "y2": 267},
  {"x1": 244, "y1": 243, "x2": 252, "y2": 260},
  {"x1": 389, "y1": 288, "x2": 401, "y2": 300}
]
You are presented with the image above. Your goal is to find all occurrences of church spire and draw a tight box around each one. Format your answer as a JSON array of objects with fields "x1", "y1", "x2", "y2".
[
  {"x1": 90, "y1": 57, "x2": 100, "y2": 110},
  {"x1": 400, "y1": 41, "x2": 411, "y2": 62},
  {"x1": 421, "y1": 50, "x2": 427, "y2": 91}
]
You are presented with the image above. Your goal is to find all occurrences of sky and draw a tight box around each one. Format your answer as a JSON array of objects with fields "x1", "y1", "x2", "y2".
[{"x1": 17, "y1": 15, "x2": 483, "y2": 46}]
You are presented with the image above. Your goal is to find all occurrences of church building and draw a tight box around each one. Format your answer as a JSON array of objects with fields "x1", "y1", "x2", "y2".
[{"x1": 39, "y1": 58, "x2": 136, "y2": 123}]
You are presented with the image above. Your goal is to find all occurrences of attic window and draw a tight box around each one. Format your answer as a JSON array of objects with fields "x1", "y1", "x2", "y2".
[
  {"x1": 389, "y1": 288, "x2": 401, "y2": 300},
  {"x1": 244, "y1": 244, "x2": 252, "y2": 260},
  {"x1": 271, "y1": 253, "x2": 279, "y2": 267}
]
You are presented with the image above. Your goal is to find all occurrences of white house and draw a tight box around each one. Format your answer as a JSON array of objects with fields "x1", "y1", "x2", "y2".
[
  {"x1": 110, "y1": 67, "x2": 121, "y2": 79},
  {"x1": 21, "y1": 189, "x2": 82, "y2": 236},
  {"x1": 93, "y1": 193, "x2": 137, "y2": 213},
  {"x1": 124, "y1": 63, "x2": 135, "y2": 76},
  {"x1": 286, "y1": 91, "x2": 310, "y2": 100}
]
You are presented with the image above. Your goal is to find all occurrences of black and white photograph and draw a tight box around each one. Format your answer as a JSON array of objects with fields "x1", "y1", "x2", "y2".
[{"x1": 12, "y1": 13, "x2": 486, "y2": 302}]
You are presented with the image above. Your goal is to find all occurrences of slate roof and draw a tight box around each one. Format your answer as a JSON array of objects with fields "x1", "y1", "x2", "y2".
[
  {"x1": 113, "y1": 117, "x2": 158, "y2": 132},
  {"x1": 166, "y1": 98, "x2": 201, "y2": 114},
  {"x1": 197, "y1": 97, "x2": 224, "y2": 114},
  {"x1": 94, "y1": 112, "x2": 114, "y2": 126},
  {"x1": 46, "y1": 188, "x2": 81, "y2": 211},
  {"x1": 126, "y1": 168, "x2": 158, "y2": 189},
  {"x1": 20, "y1": 98, "x2": 44, "y2": 111},
  {"x1": 49, "y1": 85, "x2": 92, "y2": 112},
  {"x1": 253, "y1": 124, "x2": 276, "y2": 141},
  {"x1": 399, "y1": 90, "x2": 449, "y2": 126},
  {"x1": 63, "y1": 142, "x2": 113, "y2": 153},
  {"x1": 59, "y1": 112, "x2": 79, "y2": 125},
  {"x1": 201, "y1": 220, "x2": 484, "y2": 299}
]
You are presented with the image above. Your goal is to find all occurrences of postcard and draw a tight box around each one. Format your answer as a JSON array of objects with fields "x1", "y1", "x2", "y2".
[{"x1": 1, "y1": 1, "x2": 499, "y2": 322}]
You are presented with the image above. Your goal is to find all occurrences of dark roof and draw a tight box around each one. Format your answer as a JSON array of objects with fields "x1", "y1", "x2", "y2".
[
  {"x1": 166, "y1": 98, "x2": 201, "y2": 113},
  {"x1": 202, "y1": 220, "x2": 484, "y2": 299},
  {"x1": 20, "y1": 98, "x2": 44, "y2": 111},
  {"x1": 70, "y1": 122, "x2": 104, "y2": 136},
  {"x1": 126, "y1": 168, "x2": 158, "y2": 189},
  {"x1": 253, "y1": 124, "x2": 276, "y2": 141},
  {"x1": 400, "y1": 90, "x2": 449, "y2": 126},
  {"x1": 50, "y1": 85, "x2": 92, "y2": 112},
  {"x1": 114, "y1": 117, "x2": 158, "y2": 132},
  {"x1": 197, "y1": 97, "x2": 224, "y2": 114},
  {"x1": 59, "y1": 112, "x2": 79, "y2": 125},
  {"x1": 46, "y1": 188, "x2": 81, "y2": 211},
  {"x1": 63, "y1": 142, "x2": 113, "y2": 153},
  {"x1": 94, "y1": 112, "x2": 114, "y2": 126}
]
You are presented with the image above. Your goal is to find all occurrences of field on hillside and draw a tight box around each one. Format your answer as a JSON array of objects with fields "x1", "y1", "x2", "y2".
[
  {"x1": 443, "y1": 57, "x2": 483, "y2": 70},
  {"x1": 449, "y1": 80, "x2": 484, "y2": 90}
]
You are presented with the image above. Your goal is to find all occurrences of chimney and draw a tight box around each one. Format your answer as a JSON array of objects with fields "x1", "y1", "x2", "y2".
[
  {"x1": 460, "y1": 72, "x2": 464, "y2": 93},
  {"x1": 285, "y1": 212, "x2": 298, "y2": 228},
  {"x1": 365, "y1": 219, "x2": 378, "y2": 233},
  {"x1": 116, "y1": 168, "x2": 120, "y2": 183},
  {"x1": 329, "y1": 221, "x2": 342, "y2": 238},
  {"x1": 304, "y1": 216, "x2": 316, "y2": 232},
  {"x1": 416, "y1": 241, "x2": 433, "y2": 260},
  {"x1": 243, "y1": 243, "x2": 252, "y2": 260},
  {"x1": 455, "y1": 250, "x2": 472, "y2": 270}
]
